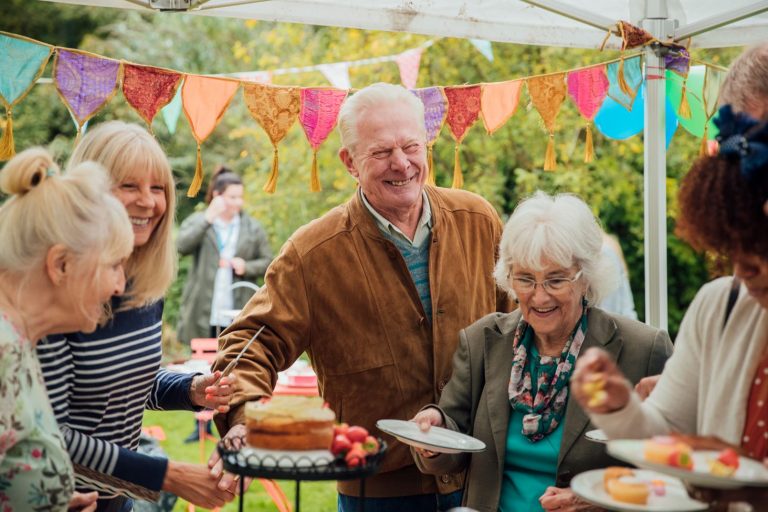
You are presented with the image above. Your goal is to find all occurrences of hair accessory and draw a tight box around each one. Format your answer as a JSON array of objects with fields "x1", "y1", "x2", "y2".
[{"x1": 714, "y1": 104, "x2": 768, "y2": 183}]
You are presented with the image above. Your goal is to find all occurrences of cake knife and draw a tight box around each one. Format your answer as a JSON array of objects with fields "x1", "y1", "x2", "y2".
[{"x1": 220, "y1": 325, "x2": 266, "y2": 378}]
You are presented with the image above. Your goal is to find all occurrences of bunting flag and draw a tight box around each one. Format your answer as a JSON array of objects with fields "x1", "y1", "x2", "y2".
[
  {"x1": 469, "y1": 39, "x2": 494, "y2": 62},
  {"x1": 318, "y1": 62, "x2": 351, "y2": 90},
  {"x1": 528, "y1": 73, "x2": 567, "y2": 171},
  {"x1": 243, "y1": 83, "x2": 301, "y2": 193},
  {"x1": 299, "y1": 88, "x2": 348, "y2": 192},
  {"x1": 396, "y1": 48, "x2": 423, "y2": 90},
  {"x1": 0, "y1": 33, "x2": 53, "y2": 160},
  {"x1": 481, "y1": 80, "x2": 522, "y2": 135},
  {"x1": 411, "y1": 86, "x2": 448, "y2": 185},
  {"x1": 567, "y1": 66, "x2": 609, "y2": 163},
  {"x1": 607, "y1": 55, "x2": 642, "y2": 110},
  {"x1": 700, "y1": 67, "x2": 726, "y2": 154},
  {"x1": 161, "y1": 82, "x2": 183, "y2": 135},
  {"x1": 182, "y1": 75, "x2": 240, "y2": 197},
  {"x1": 122, "y1": 64, "x2": 182, "y2": 128},
  {"x1": 444, "y1": 85, "x2": 481, "y2": 189},
  {"x1": 54, "y1": 49, "x2": 120, "y2": 140}
]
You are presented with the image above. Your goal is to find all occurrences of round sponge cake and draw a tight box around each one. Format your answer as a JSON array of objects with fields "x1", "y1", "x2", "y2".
[{"x1": 245, "y1": 396, "x2": 335, "y2": 450}]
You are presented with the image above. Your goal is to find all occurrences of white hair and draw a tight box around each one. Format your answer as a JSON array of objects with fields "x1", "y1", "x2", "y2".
[
  {"x1": 493, "y1": 191, "x2": 617, "y2": 305},
  {"x1": 338, "y1": 82, "x2": 426, "y2": 154}
]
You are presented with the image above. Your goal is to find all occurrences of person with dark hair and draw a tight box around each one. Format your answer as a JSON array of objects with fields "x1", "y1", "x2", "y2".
[
  {"x1": 571, "y1": 104, "x2": 768, "y2": 508},
  {"x1": 177, "y1": 166, "x2": 273, "y2": 342}
]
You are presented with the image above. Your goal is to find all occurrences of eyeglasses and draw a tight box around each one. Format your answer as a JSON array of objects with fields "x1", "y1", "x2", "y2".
[{"x1": 510, "y1": 270, "x2": 583, "y2": 295}]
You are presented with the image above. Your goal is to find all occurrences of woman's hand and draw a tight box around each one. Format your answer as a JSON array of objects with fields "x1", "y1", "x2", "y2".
[
  {"x1": 163, "y1": 460, "x2": 235, "y2": 508},
  {"x1": 634, "y1": 375, "x2": 660, "y2": 400},
  {"x1": 571, "y1": 347, "x2": 631, "y2": 414},
  {"x1": 230, "y1": 257, "x2": 246, "y2": 276},
  {"x1": 539, "y1": 486, "x2": 600, "y2": 511},
  {"x1": 204, "y1": 195, "x2": 227, "y2": 223},
  {"x1": 190, "y1": 371, "x2": 236, "y2": 413},
  {"x1": 68, "y1": 491, "x2": 98, "y2": 512},
  {"x1": 410, "y1": 408, "x2": 444, "y2": 458}
]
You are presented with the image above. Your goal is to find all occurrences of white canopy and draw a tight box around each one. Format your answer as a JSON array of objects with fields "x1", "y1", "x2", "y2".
[
  {"x1": 42, "y1": 0, "x2": 768, "y2": 49},
  {"x1": 40, "y1": 0, "x2": 768, "y2": 329}
]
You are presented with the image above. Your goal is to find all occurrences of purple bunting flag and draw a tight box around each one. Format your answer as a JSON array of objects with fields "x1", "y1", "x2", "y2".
[{"x1": 54, "y1": 49, "x2": 120, "y2": 127}]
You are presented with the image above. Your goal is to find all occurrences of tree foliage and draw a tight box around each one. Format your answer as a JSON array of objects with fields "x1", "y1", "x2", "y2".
[{"x1": 0, "y1": 3, "x2": 744, "y2": 337}]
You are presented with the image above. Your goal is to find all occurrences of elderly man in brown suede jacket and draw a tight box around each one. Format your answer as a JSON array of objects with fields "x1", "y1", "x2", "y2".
[{"x1": 209, "y1": 82, "x2": 510, "y2": 512}]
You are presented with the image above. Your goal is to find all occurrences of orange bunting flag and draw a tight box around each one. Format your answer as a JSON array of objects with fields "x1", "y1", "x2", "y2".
[
  {"x1": 182, "y1": 75, "x2": 239, "y2": 197},
  {"x1": 243, "y1": 83, "x2": 301, "y2": 193},
  {"x1": 444, "y1": 85, "x2": 481, "y2": 189},
  {"x1": 527, "y1": 74, "x2": 567, "y2": 171},
  {"x1": 481, "y1": 80, "x2": 522, "y2": 135},
  {"x1": 567, "y1": 66, "x2": 609, "y2": 163},
  {"x1": 123, "y1": 64, "x2": 182, "y2": 128},
  {"x1": 299, "y1": 88, "x2": 348, "y2": 192}
]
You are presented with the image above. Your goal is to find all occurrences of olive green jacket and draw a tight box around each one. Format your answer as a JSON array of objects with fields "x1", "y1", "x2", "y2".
[
  {"x1": 415, "y1": 308, "x2": 673, "y2": 512},
  {"x1": 176, "y1": 211, "x2": 273, "y2": 343}
]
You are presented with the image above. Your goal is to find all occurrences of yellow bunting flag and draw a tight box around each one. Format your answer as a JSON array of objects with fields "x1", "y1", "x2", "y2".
[{"x1": 527, "y1": 74, "x2": 567, "y2": 171}]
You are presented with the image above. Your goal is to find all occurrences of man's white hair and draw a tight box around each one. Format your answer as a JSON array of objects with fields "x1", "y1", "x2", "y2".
[
  {"x1": 493, "y1": 191, "x2": 617, "y2": 305},
  {"x1": 338, "y1": 83, "x2": 426, "y2": 154}
]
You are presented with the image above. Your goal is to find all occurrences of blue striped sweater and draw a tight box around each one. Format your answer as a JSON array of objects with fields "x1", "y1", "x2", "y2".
[{"x1": 37, "y1": 298, "x2": 197, "y2": 504}]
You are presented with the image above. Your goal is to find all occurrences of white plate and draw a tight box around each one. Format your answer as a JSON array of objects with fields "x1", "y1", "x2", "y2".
[
  {"x1": 585, "y1": 429, "x2": 609, "y2": 443},
  {"x1": 607, "y1": 439, "x2": 768, "y2": 489},
  {"x1": 572, "y1": 468, "x2": 708, "y2": 511},
  {"x1": 234, "y1": 447, "x2": 334, "y2": 468},
  {"x1": 376, "y1": 419, "x2": 485, "y2": 454}
]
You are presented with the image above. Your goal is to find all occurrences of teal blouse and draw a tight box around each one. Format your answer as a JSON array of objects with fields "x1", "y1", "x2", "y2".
[{"x1": 498, "y1": 344, "x2": 565, "y2": 512}]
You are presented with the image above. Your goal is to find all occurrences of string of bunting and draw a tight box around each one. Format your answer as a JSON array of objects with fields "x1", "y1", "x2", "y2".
[{"x1": 0, "y1": 26, "x2": 725, "y2": 196}]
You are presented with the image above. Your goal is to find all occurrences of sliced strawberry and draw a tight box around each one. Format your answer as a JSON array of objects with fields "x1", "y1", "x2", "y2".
[{"x1": 717, "y1": 448, "x2": 740, "y2": 469}]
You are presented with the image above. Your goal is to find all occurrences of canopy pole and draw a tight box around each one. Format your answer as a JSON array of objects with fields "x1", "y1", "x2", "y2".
[
  {"x1": 675, "y1": 1, "x2": 768, "y2": 41},
  {"x1": 641, "y1": 1, "x2": 673, "y2": 331},
  {"x1": 520, "y1": 0, "x2": 614, "y2": 31}
]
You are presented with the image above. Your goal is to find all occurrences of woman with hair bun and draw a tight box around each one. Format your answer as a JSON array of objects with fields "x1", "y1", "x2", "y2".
[
  {"x1": 0, "y1": 147, "x2": 133, "y2": 511},
  {"x1": 36, "y1": 121, "x2": 235, "y2": 512}
]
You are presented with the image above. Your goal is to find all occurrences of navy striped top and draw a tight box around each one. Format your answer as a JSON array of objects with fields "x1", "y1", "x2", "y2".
[{"x1": 37, "y1": 297, "x2": 197, "y2": 501}]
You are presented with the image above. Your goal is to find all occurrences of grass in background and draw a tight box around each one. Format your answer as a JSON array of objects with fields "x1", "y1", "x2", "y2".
[{"x1": 143, "y1": 410, "x2": 338, "y2": 511}]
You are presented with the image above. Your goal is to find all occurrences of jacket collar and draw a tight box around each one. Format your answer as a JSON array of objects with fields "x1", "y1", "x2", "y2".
[
  {"x1": 483, "y1": 308, "x2": 622, "y2": 473},
  {"x1": 348, "y1": 185, "x2": 442, "y2": 240}
]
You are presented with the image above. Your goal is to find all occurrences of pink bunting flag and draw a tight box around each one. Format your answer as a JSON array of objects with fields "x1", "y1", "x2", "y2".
[
  {"x1": 299, "y1": 88, "x2": 348, "y2": 192},
  {"x1": 396, "y1": 48, "x2": 423, "y2": 89},
  {"x1": 567, "y1": 66, "x2": 609, "y2": 163}
]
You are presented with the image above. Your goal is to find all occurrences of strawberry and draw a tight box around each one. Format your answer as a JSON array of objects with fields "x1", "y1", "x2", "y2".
[
  {"x1": 346, "y1": 426, "x2": 369, "y2": 443},
  {"x1": 667, "y1": 448, "x2": 693, "y2": 470},
  {"x1": 331, "y1": 434, "x2": 352, "y2": 456},
  {"x1": 362, "y1": 435, "x2": 380, "y2": 455},
  {"x1": 345, "y1": 444, "x2": 367, "y2": 467},
  {"x1": 716, "y1": 448, "x2": 740, "y2": 469},
  {"x1": 334, "y1": 423, "x2": 349, "y2": 436}
]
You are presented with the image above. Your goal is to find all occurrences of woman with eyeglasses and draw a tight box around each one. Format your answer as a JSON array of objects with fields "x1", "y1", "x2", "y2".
[{"x1": 411, "y1": 191, "x2": 673, "y2": 512}]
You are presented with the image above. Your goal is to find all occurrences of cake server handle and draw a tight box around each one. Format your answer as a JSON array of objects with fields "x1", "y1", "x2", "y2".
[{"x1": 220, "y1": 325, "x2": 266, "y2": 378}]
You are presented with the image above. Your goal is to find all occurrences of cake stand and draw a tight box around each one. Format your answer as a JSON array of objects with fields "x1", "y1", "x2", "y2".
[{"x1": 217, "y1": 435, "x2": 388, "y2": 512}]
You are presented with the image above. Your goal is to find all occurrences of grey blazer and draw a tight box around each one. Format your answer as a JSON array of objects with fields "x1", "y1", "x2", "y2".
[{"x1": 415, "y1": 307, "x2": 673, "y2": 512}]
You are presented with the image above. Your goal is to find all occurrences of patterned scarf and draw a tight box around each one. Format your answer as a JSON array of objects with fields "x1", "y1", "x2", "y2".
[{"x1": 508, "y1": 308, "x2": 588, "y2": 442}]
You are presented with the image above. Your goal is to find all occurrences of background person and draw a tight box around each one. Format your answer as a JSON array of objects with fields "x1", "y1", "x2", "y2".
[
  {"x1": 177, "y1": 165, "x2": 272, "y2": 443},
  {"x1": 571, "y1": 105, "x2": 768, "y2": 507},
  {"x1": 36, "y1": 121, "x2": 235, "y2": 512},
  {"x1": 209, "y1": 83, "x2": 510, "y2": 512},
  {"x1": 412, "y1": 191, "x2": 672, "y2": 512},
  {"x1": 177, "y1": 165, "x2": 273, "y2": 341},
  {"x1": 0, "y1": 147, "x2": 133, "y2": 512}
]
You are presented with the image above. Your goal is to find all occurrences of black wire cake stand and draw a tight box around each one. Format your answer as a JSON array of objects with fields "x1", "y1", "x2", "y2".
[{"x1": 217, "y1": 435, "x2": 388, "y2": 512}]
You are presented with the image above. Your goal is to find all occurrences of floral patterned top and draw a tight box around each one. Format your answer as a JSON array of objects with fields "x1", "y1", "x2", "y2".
[{"x1": 0, "y1": 314, "x2": 74, "y2": 511}]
